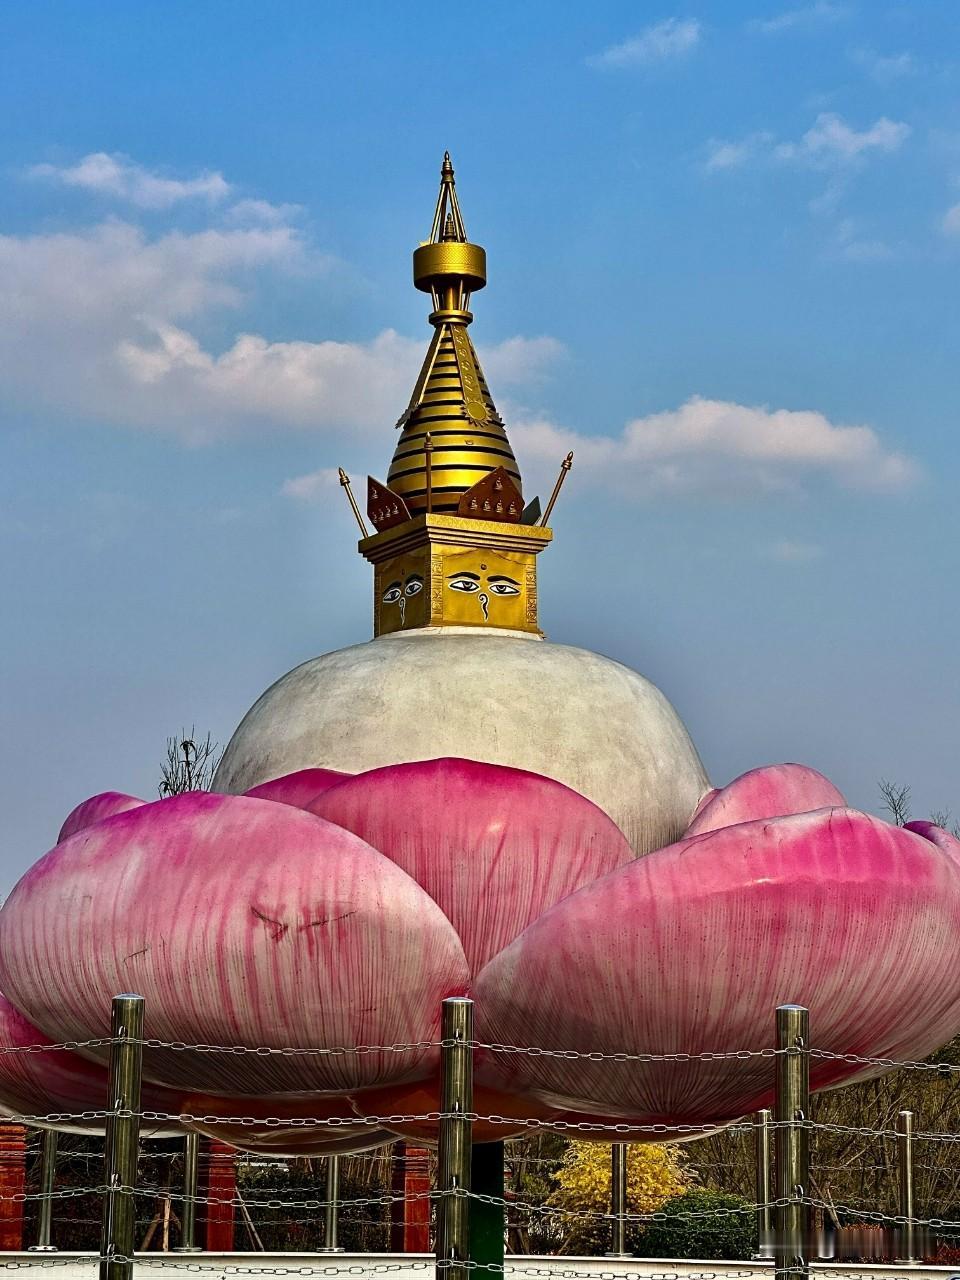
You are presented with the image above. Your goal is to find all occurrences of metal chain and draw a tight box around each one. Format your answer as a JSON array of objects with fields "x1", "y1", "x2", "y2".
[
  {"x1": 130, "y1": 1261, "x2": 437, "y2": 1276},
  {"x1": 133, "y1": 1038, "x2": 440, "y2": 1059},
  {"x1": 134, "y1": 1183, "x2": 440, "y2": 1211},
  {"x1": 473, "y1": 1043, "x2": 784, "y2": 1065},
  {"x1": 0, "y1": 1032, "x2": 955, "y2": 1076},
  {"x1": 0, "y1": 1185, "x2": 109, "y2": 1204},
  {"x1": 123, "y1": 1109, "x2": 759, "y2": 1137},
  {"x1": 810, "y1": 1046, "x2": 960, "y2": 1074},
  {"x1": 465, "y1": 1188, "x2": 793, "y2": 1224},
  {"x1": 0, "y1": 1037, "x2": 114, "y2": 1057}
]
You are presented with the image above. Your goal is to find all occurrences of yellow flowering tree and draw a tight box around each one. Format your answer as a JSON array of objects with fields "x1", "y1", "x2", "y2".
[{"x1": 548, "y1": 1142, "x2": 689, "y2": 1254}]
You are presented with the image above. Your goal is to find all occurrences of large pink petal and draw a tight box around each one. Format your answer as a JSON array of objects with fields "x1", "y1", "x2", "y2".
[
  {"x1": 685, "y1": 764, "x2": 845, "y2": 836},
  {"x1": 906, "y1": 821, "x2": 960, "y2": 863},
  {"x1": 0, "y1": 793, "x2": 468, "y2": 1096},
  {"x1": 0, "y1": 992, "x2": 182, "y2": 1136},
  {"x1": 58, "y1": 792, "x2": 145, "y2": 843},
  {"x1": 180, "y1": 1091, "x2": 392, "y2": 1156},
  {"x1": 194, "y1": 1128, "x2": 395, "y2": 1157},
  {"x1": 475, "y1": 808, "x2": 960, "y2": 1127},
  {"x1": 243, "y1": 767, "x2": 351, "y2": 810},
  {"x1": 310, "y1": 757, "x2": 635, "y2": 973}
]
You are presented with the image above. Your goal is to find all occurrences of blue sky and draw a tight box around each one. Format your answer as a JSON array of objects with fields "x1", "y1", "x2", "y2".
[{"x1": 1, "y1": 1, "x2": 958, "y2": 891}]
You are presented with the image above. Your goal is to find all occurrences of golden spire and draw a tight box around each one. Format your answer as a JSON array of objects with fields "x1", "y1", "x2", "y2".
[
  {"x1": 388, "y1": 152, "x2": 522, "y2": 516},
  {"x1": 341, "y1": 154, "x2": 574, "y2": 641}
]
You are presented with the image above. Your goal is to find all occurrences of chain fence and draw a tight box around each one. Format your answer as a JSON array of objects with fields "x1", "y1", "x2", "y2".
[{"x1": 4, "y1": 1017, "x2": 960, "y2": 1271}]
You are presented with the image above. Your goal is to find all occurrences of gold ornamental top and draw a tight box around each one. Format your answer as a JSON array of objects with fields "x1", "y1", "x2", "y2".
[
  {"x1": 338, "y1": 153, "x2": 571, "y2": 639},
  {"x1": 390, "y1": 151, "x2": 521, "y2": 516}
]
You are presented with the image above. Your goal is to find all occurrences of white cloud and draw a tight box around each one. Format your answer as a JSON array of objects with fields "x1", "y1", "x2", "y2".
[
  {"x1": 705, "y1": 115, "x2": 907, "y2": 180},
  {"x1": 943, "y1": 203, "x2": 960, "y2": 236},
  {"x1": 852, "y1": 49, "x2": 918, "y2": 84},
  {"x1": 588, "y1": 18, "x2": 700, "y2": 69},
  {"x1": 749, "y1": 3, "x2": 847, "y2": 34},
  {"x1": 282, "y1": 468, "x2": 341, "y2": 500},
  {"x1": 764, "y1": 539, "x2": 824, "y2": 562},
  {"x1": 704, "y1": 131, "x2": 775, "y2": 172},
  {"x1": 225, "y1": 198, "x2": 303, "y2": 226},
  {"x1": 0, "y1": 209, "x2": 560, "y2": 442},
  {"x1": 775, "y1": 113, "x2": 911, "y2": 165},
  {"x1": 511, "y1": 396, "x2": 918, "y2": 497},
  {"x1": 832, "y1": 218, "x2": 893, "y2": 261},
  {"x1": 477, "y1": 335, "x2": 565, "y2": 386},
  {"x1": 115, "y1": 325, "x2": 426, "y2": 435},
  {"x1": 29, "y1": 152, "x2": 230, "y2": 209},
  {"x1": 0, "y1": 217, "x2": 330, "y2": 436}
]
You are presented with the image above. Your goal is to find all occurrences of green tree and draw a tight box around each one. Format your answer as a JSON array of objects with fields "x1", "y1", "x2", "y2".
[{"x1": 639, "y1": 1189, "x2": 756, "y2": 1260}]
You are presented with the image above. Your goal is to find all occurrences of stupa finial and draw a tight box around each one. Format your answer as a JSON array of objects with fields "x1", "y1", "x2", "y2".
[{"x1": 339, "y1": 154, "x2": 573, "y2": 639}]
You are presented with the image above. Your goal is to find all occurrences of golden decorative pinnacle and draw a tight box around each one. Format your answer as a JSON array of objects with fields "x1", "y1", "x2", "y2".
[
  {"x1": 387, "y1": 154, "x2": 521, "y2": 517},
  {"x1": 413, "y1": 152, "x2": 486, "y2": 318},
  {"x1": 353, "y1": 155, "x2": 558, "y2": 640}
]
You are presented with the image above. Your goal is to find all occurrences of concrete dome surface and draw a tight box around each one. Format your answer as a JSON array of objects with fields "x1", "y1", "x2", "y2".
[{"x1": 214, "y1": 629, "x2": 710, "y2": 855}]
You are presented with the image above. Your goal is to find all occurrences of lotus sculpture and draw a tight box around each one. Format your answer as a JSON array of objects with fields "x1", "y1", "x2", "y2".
[{"x1": 0, "y1": 756, "x2": 958, "y2": 1154}]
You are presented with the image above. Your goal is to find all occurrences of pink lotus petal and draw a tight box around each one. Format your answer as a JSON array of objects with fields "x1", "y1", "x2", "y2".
[
  {"x1": 0, "y1": 793, "x2": 468, "y2": 1096},
  {"x1": 685, "y1": 764, "x2": 845, "y2": 836},
  {"x1": 196, "y1": 1128, "x2": 395, "y2": 1157},
  {"x1": 475, "y1": 808, "x2": 960, "y2": 1126},
  {"x1": 687, "y1": 788, "x2": 719, "y2": 827},
  {"x1": 58, "y1": 792, "x2": 145, "y2": 843},
  {"x1": 181, "y1": 1092, "x2": 391, "y2": 1156},
  {"x1": 350, "y1": 1078, "x2": 559, "y2": 1145},
  {"x1": 310, "y1": 757, "x2": 635, "y2": 973},
  {"x1": 243, "y1": 767, "x2": 351, "y2": 810},
  {"x1": 0, "y1": 992, "x2": 182, "y2": 1136},
  {"x1": 906, "y1": 821, "x2": 960, "y2": 863}
]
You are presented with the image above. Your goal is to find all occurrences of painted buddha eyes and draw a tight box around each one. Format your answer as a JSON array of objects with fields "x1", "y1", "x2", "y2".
[
  {"x1": 385, "y1": 569, "x2": 521, "y2": 621},
  {"x1": 447, "y1": 572, "x2": 520, "y2": 598},
  {"x1": 383, "y1": 574, "x2": 424, "y2": 607}
]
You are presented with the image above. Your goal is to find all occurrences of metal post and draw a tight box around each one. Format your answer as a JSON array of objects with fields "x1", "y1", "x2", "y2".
[
  {"x1": 755, "y1": 1109, "x2": 774, "y2": 1259},
  {"x1": 320, "y1": 1155, "x2": 344, "y2": 1252},
  {"x1": 29, "y1": 1129, "x2": 58, "y2": 1251},
  {"x1": 174, "y1": 1132, "x2": 201, "y2": 1252},
  {"x1": 436, "y1": 997, "x2": 473, "y2": 1280},
  {"x1": 896, "y1": 1110, "x2": 918, "y2": 1264},
  {"x1": 606, "y1": 1143, "x2": 629, "y2": 1257},
  {"x1": 774, "y1": 1004, "x2": 809, "y2": 1280},
  {"x1": 99, "y1": 995, "x2": 144, "y2": 1280}
]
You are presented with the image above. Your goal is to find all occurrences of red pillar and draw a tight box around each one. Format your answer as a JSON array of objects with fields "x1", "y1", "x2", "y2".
[
  {"x1": 390, "y1": 1144, "x2": 431, "y2": 1253},
  {"x1": 0, "y1": 1126, "x2": 26, "y2": 1251},
  {"x1": 201, "y1": 1138, "x2": 236, "y2": 1252}
]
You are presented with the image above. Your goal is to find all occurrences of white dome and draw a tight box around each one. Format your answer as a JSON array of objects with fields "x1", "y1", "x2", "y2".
[{"x1": 214, "y1": 629, "x2": 710, "y2": 855}]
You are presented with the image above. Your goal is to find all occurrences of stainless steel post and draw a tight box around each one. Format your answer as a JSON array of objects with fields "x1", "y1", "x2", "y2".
[
  {"x1": 774, "y1": 1004, "x2": 809, "y2": 1280},
  {"x1": 320, "y1": 1155, "x2": 344, "y2": 1252},
  {"x1": 99, "y1": 995, "x2": 144, "y2": 1280},
  {"x1": 29, "y1": 1129, "x2": 59, "y2": 1251},
  {"x1": 436, "y1": 997, "x2": 473, "y2": 1280},
  {"x1": 606, "y1": 1143, "x2": 629, "y2": 1257},
  {"x1": 756, "y1": 1108, "x2": 774, "y2": 1259},
  {"x1": 174, "y1": 1131, "x2": 201, "y2": 1253},
  {"x1": 896, "y1": 1109, "x2": 918, "y2": 1264}
]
